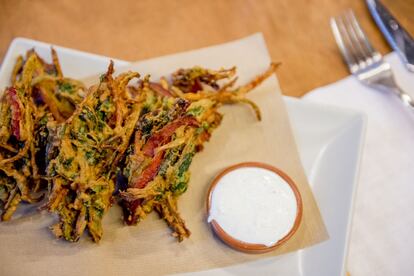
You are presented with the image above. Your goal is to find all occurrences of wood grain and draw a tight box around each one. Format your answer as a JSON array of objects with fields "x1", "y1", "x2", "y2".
[{"x1": 0, "y1": 0, "x2": 413, "y2": 96}]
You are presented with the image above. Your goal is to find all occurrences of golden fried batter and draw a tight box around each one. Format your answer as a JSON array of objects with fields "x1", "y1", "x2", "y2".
[{"x1": 0, "y1": 49, "x2": 278, "y2": 243}]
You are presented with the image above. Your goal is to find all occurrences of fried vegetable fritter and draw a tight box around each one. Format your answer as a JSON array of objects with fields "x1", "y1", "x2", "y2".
[
  {"x1": 0, "y1": 49, "x2": 85, "y2": 221},
  {"x1": 46, "y1": 63, "x2": 141, "y2": 242},
  {"x1": 0, "y1": 48, "x2": 279, "y2": 243},
  {"x1": 119, "y1": 63, "x2": 279, "y2": 242}
]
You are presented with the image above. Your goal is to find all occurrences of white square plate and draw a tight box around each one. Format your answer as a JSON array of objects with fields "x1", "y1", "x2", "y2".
[{"x1": 0, "y1": 38, "x2": 366, "y2": 276}]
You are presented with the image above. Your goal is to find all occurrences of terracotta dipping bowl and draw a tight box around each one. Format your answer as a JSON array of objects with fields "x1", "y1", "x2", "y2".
[{"x1": 206, "y1": 162, "x2": 303, "y2": 254}]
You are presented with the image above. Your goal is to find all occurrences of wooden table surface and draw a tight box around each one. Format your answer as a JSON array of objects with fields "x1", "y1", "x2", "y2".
[{"x1": 0, "y1": 0, "x2": 413, "y2": 97}]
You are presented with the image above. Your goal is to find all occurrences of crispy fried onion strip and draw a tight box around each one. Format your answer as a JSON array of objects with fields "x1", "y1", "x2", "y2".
[{"x1": 171, "y1": 62, "x2": 280, "y2": 120}]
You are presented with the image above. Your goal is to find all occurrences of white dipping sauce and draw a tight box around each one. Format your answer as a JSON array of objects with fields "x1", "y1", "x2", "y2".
[{"x1": 208, "y1": 167, "x2": 298, "y2": 246}]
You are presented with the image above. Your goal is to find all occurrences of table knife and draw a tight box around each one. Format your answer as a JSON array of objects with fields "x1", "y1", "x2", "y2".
[{"x1": 366, "y1": 0, "x2": 414, "y2": 72}]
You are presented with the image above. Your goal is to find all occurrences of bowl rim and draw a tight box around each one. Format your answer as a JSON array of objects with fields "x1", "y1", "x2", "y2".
[{"x1": 206, "y1": 162, "x2": 303, "y2": 254}]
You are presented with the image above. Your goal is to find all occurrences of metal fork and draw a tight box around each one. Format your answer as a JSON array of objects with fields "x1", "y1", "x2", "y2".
[{"x1": 330, "y1": 10, "x2": 414, "y2": 109}]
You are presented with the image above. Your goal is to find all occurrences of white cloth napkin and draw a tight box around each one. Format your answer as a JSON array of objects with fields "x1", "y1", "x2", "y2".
[{"x1": 304, "y1": 53, "x2": 414, "y2": 276}]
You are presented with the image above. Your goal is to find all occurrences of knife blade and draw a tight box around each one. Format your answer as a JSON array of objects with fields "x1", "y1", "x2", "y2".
[{"x1": 366, "y1": 0, "x2": 414, "y2": 72}]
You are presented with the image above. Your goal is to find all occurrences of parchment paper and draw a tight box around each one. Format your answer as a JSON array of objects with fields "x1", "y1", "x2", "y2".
[{"x1": 0, "y1": 34, "x2": 328, "y2": 276}]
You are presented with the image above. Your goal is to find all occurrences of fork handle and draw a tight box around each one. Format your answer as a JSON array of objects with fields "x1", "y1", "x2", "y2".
[
  {"x1": 390, "y1": 86, "x2": 414, "y2": 109},
  {"x1": 372, "y1": 78, "x2": 414, "y2": 109}
]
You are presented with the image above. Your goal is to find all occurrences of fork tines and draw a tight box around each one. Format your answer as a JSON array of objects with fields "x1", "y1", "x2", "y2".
[{"x1": 331, "y1": 10, "x2": 382, "y2": 73}]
